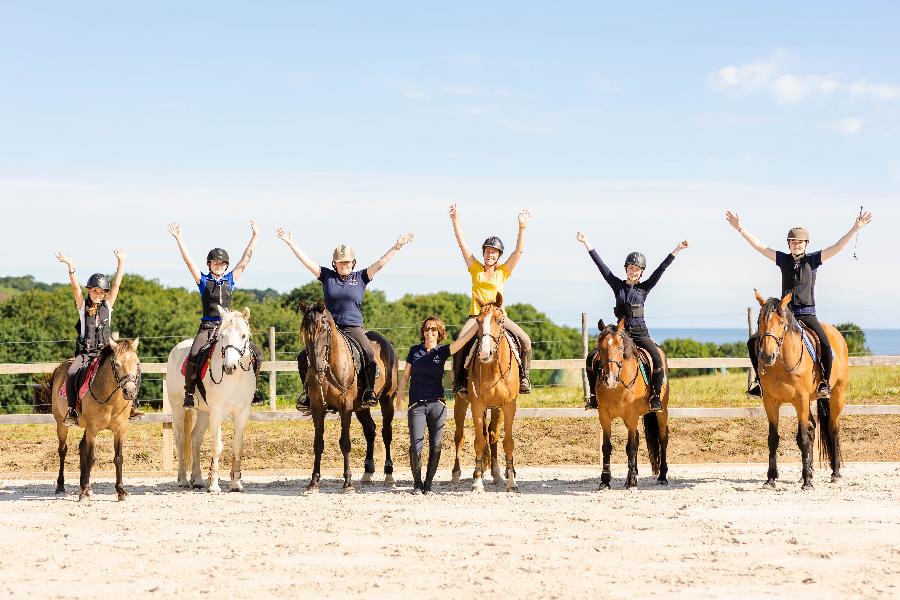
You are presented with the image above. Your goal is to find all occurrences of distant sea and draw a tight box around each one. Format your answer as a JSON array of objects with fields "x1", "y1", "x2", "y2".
[{"x1": 588, "y1": 328, "x2": 900, "y2": 356}]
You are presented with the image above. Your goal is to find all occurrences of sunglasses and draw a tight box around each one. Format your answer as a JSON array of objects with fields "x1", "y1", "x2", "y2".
[{"x1": 423, "y1": 326, "x2": 440, "y2": 333}]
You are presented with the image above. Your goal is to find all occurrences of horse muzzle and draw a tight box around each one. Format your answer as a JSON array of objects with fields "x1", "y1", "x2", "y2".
[
  {"x1": 224, "y1": 364, "x2": 237, "y2": 375},
  {"x1": 759, "y1": 351, "x2": 777, "y2": 367}
]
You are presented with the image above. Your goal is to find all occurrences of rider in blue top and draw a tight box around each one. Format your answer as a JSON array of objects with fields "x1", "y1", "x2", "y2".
[{"x1": 277, "y1": 227, "x2": 414, "y2": 408}]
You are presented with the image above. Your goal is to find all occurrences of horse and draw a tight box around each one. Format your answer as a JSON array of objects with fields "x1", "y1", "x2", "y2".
[
  {"x1": 165, "y1": 307, "x2": 258, "y2": 493},
  {"x1": 299, "y1": 300, "x2": 398, "y2": 493},
  {"x1": 753, "y1": 291, "x2": 848, "y2": 489},
  {"x1": 594, "y1": 319, "x2": 669, "y2": 489},
  {"x1": 50, "y1": 337, "x2": 141, "y2": 501},
  {"x1": 453, "y1": 300, "x2": 521, "y2": 493}
]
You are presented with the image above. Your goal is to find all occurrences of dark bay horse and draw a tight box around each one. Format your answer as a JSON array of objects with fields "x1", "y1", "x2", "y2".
[
  {"x1": 50, "y1": 338, "x2": 141, "y2": 501},
  {"x1": 299, "y1": 301, "x2": 398, "y2": 492},
  {"x1": 754, "y1": 291, "x2": 848, "y2": 489},
  {"x1": 594, "y1": 319, "x2": 669, "y2": 489}
]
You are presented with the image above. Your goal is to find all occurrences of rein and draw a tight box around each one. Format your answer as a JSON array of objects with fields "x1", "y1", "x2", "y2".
[
  {"x1": 307, "y1": 314, "x2": 356, "y2": 398},
  {"x1": 89, "y1": 350, "x2": 142, "y2": 405},
  {"x1": 207, "y1": 320, "x2": 255, "y2": 385},
  {"x1": 757, "y1": 316, "x2": 805, "y2": 376},
  {"x1": 596, "y1": 333, "x2": 640, "y2": 390}
]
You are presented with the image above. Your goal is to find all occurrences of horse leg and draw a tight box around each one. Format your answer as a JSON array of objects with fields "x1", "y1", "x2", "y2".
[
  {"x1": 110, "y1": 429, "x2": 127, "y2": 501},
  {"x1": 797, "y1": 401, "x2": 814, "y2": 490},
  {"x1": 625, "y1": 420, "x2": 639, "y2": 489},
  {"x1": 489, "y1": 408, "x2": 504, "y2": 485},
  {"x1": 599, "y1": 418, "x2": 613, "y2": 490},
  {"x1": 173, "y1": 409, "x2": 186, "y2": 487},
  {"x1": 190, "y1": 411, "x2": 209, "y2": 488},
  {"x1": 471, "y1": 405, "x2": 486, "y2": 493},
  {"x1": 451, "y1": 396, "x2": 467, "y2": 484},
  {"x1": 78, "y1": 430, "x2": 96, "y2": 502},
  {"x1": 339, "y1": 410, "x2": 354, "y2": 492},
  {"x1": 763, "y1": 403, "x2": 780, "y2": 488},
  {"x1": 380, "y1": 396, "x2": 395, "y2": 486},
  {"x1": 828, "y1": 408, "x2": 843, "y2": 481},
  {"x1": 356, "y1": 409, "x2": 377, "y2": 484},
  {"x1": 55, "y1": 422, "x2": 68, "y2": 494},
  {"x1": 229, "y1": 409, "x2": 249, "y2": 492},
  {"x1": 656, "y1": 411, "x2": 669, "y2": 485},
  {"x1": 502, "y1": 404, "x2": 518, "y2": 493},
  {"x1": 307, "y1": 414, "x2": 324, "y2": 493},
  {"x1": 206, "y1": 410, "x2": 224, "y2": 493}
]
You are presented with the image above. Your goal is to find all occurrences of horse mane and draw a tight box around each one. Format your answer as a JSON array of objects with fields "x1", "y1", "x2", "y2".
[
  {"x1": 598, "y1": 325, "x2": 637, "y2": 360},
  {"x1": 760, "y1": 297, "x2": 799, "y2": 332},
  {"x1": 300, "y1": 300, "x2": 330, "y2": 338}
]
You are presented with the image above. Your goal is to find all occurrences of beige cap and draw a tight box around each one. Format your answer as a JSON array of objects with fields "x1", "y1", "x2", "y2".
[
  {"x1": 332, "y1": 244, "x2": 356, "y2": 262},
  {"x1": 786, "y1": 227, "x2": 810, "y2": 242}
]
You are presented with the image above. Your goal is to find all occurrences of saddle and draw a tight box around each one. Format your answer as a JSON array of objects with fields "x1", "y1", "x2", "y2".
[
  {"x1": 797, "y1": 323, "x2": 833, "y2": 365},
  {"x1": 462, "y1": 330, "x2": 523, "y2": 370},
  {"x1": 59, "y1": 354, "x2": 103, "y2": 412},
  {"x1": 180, "y1": 342, "x2": 217, "y2": 382},
  {"x1": 634, "y1": 343, "x2": 666, "y2": 387}
]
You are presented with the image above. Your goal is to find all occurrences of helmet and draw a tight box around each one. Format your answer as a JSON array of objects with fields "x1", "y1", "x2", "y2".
[
  {"x1": 206, "y1": 248, "x2": 229, "y2": 264},
  {"x1": 481, "y1": 236, "x2": 505, "y2": 255},
  {"x1": 624, "y1": 252, "x2": 646, "y2": 269},
  {"x1": 786, "y1": 227, "x2": 810, "y2": 242},
  {"x1": 332, "y1": 244, "x2": 356, "y2": 262},
  {"x1": 86, "y1": 273, "x2": 110, "y2": 290}
]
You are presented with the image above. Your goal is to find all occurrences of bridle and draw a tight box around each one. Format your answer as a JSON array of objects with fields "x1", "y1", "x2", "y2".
[
  {"x1": 757, "y1": 311, "x2": 804, "y2": 375},
  {"x1": 209, "y1": 319, "x2": 254, "y2": 384},
  {"x1": 306, "y1": 311, "x2": 354, "y2": 394},
  {"x1": 595, "y1": 332, "x2": 639, "y2": 389},
  {"x1": 90, "y1": 349, "x2": 142, "y2": 405}
]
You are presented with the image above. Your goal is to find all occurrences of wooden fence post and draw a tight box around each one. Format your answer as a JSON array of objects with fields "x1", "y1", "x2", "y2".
[
  {"x1": 161, "y1": 379, "x2": 173, "y2": 472},
  {"x1": 581, "y1": 313, "x2": 590, "y2": 404},
  {"x1": 268, "y1": 326, "x2": 277, "y2": 410}
]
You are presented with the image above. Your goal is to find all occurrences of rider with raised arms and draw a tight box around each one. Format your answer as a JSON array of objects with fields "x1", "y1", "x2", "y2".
[
  {"x1": 576, "y1": 232, "x2": 689, "y2": 412},
  {"x1": 449, "y1": 203, "x2": 533, "y2": 395},
  {"x1": 169, "y1": 220, "x2": 260, "y2": 410},
  {"x1": 277, "y1": 227, "x2": 414, "y2": 408},
  {"x1": 726, "y1": 210, "x2": 872, "y2": 399},
  {"x1": 55, "y1": 248, "x2": 139, "y2": 424}
]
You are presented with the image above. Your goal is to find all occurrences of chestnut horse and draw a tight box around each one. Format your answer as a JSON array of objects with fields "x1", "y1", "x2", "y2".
[
  {"x1": 50, "y1": 338, "x2": 141, "y2": 501},
  {"x1": 454, "y1": 301, "x2": 520, "y2": 493},
  {"x1": 300, "y1": 301, "x2": 398, "y2": 492},
  {"x1": 594, "y1": 319, "x2": 669, "y2": 489},
  {"x1": 753, "y1": 291, "x2": 848, "y2": 489}
]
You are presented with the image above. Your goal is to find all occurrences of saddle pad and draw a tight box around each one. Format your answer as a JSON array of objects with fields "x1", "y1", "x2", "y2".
[
  {"x1": 181, "y1": 342, "x2": 216, "y2": 381},
  {"x1": 59, "y1": 355, "x2": 102, "y2": 405}
]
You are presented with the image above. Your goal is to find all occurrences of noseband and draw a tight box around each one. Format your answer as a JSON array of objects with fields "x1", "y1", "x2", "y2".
[
  {"x1": 209, "y1": 322, "x2": 254, "y2": 384},
  {"x1": 91, "y1": 350, "x2": 142, "y2": 404},
  {"x1": 597, "y1": 333, "x2": 639, "y2": 389},
  {"x1": 757, "y1": 312, "x2": 803, "y2": 375}
]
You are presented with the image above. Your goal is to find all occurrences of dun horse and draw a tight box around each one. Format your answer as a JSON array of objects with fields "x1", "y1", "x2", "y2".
[
  {"x1": 300, "y1": 301, "x2": 398, "y2": 492},
  {"x1": 753, "y1": 291, "x2": 848, "y2": 489},
  {"x1": 594, "y1": 319, "x2": 669, "y2": 489},
  {"x1": 166, "y1": 307, "x2": 258, "y2": 493},
  {"x1": 50, "y1": 337, "x2": 142, "y2": 501},
  {"x1": 453, "y1": 300, "x2": 521, "y2": 493}
]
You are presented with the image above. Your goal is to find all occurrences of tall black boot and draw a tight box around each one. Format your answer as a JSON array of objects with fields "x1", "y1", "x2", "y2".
[
  {"x1": 452, "y1": 349, "x2": 468, "y2": 395},
  {"x1": 518, "y1": 345, "x2": 532, "y2": 394},
  {"x1": 746, "y1": 337, "x2": 762, "y2": 397},
  {"x1": 361, "y1": 361, "x2": 378, "y2": 406},
  {"x1": 649, "y1": 369, "x2": 666, "y2": 412},
  {"x1": 584, "y1": 352, "x2": 598, "y2": 409},
  {"x1": 64, "y1": 375, "x2": 79, "y2": 425},
  {"x1": 409, "y1": 451, "x2": 423, "y2": 493},
  {"x1": 183, "y1": 361, "x2": 197, "y2": 411},
  {"x1": 423, "y1": 448, "x2": 442, "y2": 495},
  {"x1": 296, "y1": 351, "x2": 310, "y2": 410}
]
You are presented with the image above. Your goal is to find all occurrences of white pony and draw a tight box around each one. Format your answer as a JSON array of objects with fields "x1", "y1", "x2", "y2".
[{"x1": 165, "y1": 307, "x2": 257, "y2": 492}]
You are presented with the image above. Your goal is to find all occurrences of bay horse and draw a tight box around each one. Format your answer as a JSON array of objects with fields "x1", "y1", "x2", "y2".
[
  {"x1": 594, "y1": 319, "x2": 669, "y2": 489},
  {"x1": 50, "y1": 337, "x2": 141, "y2": 501},
  {"x1": 454, "y1": 300, "x2": 520, "y2": 493},
  {"x1": 753, "y1": 291, "x2": 848, "y2": 489},
  {"x1": 300, "y1": 301, "x2": 398, "y2": 493},
  {"x1": 166, "y1": 307, "x2": 257, "y2": 493}
]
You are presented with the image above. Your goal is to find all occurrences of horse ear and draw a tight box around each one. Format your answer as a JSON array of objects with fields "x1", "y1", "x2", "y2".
[
  {"x1": 780, "y1": 292, "x2": 793, "y2": 310},
  {"x1": 754, "y1": 289, "x2": 766, "y2": 307},
  {"x1": 616, "y1": 318, "x2": 625, "y2": 333},
  {"x1": 495, "y1": 292, "x2": 504, "y2": 308},
  {"x1": 315, "y1": 300, "x2": 325, "y2": 311},
  {"x1": 108, "y1": 337, "x2": 119, "y2": 350},
  {"x1": 299, "y1": 301, "x2": 308, "y2": 312},
  {"x1": 130, "y1": 337, "x2": 140, "y2": 351},
  {"x1": 242, "y1": 307, "x2": 251, "y2": 322},
  {"x1": 598, "y1": 319, "x2": 605, "y2": 331},
  {"x1": 215, "y1": 304, "x2": 227, "y2": 318}
]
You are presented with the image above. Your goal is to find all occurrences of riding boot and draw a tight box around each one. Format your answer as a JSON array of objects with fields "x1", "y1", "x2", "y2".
[
  {"x1": 746, "y1": 337, "x2": 762, "y2": 397},
  {"x1": 817, "y1": 379, "x2": 832, "y2": 400},
  {"x1": 746, "y1": 378, "x2": 763, "y2": 398},
  {"x1": 296, "y1": 351, "x2": 310, "y2": 410},
  {"x1": 63, "y1": 375, "x2": 79, "y2": 426},
  {"x1": 518, "y1": 346, "x2": 532, "y2": 394},
  {"x1": 648, "y1": 369, "x2": 666, "y2": 412},
  {"x1": 584, "y1": 362, "x2": 598, "y2": 409},
  {"x1": 361, "y1": 361, "x2": 378, "y2": 406},
  {"x1": 183, "y1": 361, "x2": 197, "y2": 411},
  {"x1": 423, "y1": 448, "x2": 442, "y2": 495},
  {"x1": 128, "y1": 402, "x2": 144, "y2": 420},
  {"x1": 409, "y1": 451, "x2": 423, "y2": 493},
  {"x1": 452, "y1": 349, "x2": 468, "y2": 395}
]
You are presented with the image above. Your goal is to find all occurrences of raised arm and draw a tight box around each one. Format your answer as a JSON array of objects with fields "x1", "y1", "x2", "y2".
[
  {"x1": 55, "y1": 252, "x2": 84, "y2": 310},
  {"x1": 168, "y1": 223, "x2": 202, "y2": 284},
  {"x1": 821, "y1": 211, "x2": 872, "y2": 261},
  {"x1": 448, "y1": 322, "x2": 479, "y2": 355},
  {"x1": 276, "y1": 227, "x2": 321, "y2": 278},
  {"x1": 449, "y1": 203, "x2": 475, "y2": 268},
  {"x1": 642, "y1": 241, "x2": 687, "y2": 291},
  {"x1": 576, "y1": 231, "x2": 619, "y2": 289},
  {"x1": 725, "y1": 211, "x2": 776, "y2": 262},
  {"x1": 367, "y1": 233, "x2": 414, "y2": 279},
  {"x1": 231, "y1": 220, "x2": 259, "y2": 281},
  {"x1": 503, "y1": 209, "x2": 532, "y2": 274},
  {"x1": 107, "y1": 248, "x2": 126, "y2": 307}
]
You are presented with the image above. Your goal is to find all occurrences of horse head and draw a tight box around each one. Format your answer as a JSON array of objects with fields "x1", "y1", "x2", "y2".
[
  {"x1": 217, "y1": 306, "x2": 252, "y2": 375},
  {"x1": 754, "y1": 290, "x2": 796, "y2": 367},
  {"x1": 107, "y1": 337, "x2": 141, "y2": 401},
  {"x1": 595, "y1": 318, "x2": 632, "y2": 389},
  {"x1": 300, "y1": 300, "x2": 332, "y2": 374},
  {"x1": 476, "y1": 301, "x2": 506, "y2": 363}
]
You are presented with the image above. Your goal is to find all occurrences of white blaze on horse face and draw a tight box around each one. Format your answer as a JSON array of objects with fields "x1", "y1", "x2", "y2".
[{"x1": 479, "y1": 311, "x2": 493, "y2": 361}]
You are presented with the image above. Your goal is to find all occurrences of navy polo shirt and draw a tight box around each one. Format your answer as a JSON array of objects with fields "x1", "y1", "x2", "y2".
[
  {"x1": 405, "y1": 343, "x2": 452, "y2": 404},
  {"x1": 318, "y1": 267, "x2": 370, "y2": 328}
]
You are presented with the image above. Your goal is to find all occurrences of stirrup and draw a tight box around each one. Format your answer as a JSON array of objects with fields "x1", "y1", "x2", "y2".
[
  {"x1": 746, "y1": 383, "x2": 762, "y2": 398},
  {"x1": 183, "y1": 392, "x2": 196, "y2": 411},
  {"x1": 128, "y1": 405, "x2": 144, "y2": 420},
  {"x1": 518, "y1": 375, "x2": 532, "y2": 394},
  {"x1": 296, "y1": 392, "x2": 310, "y2": 411},
  {"x1": 584, "y1": 395, "x2": 597, "y2": 410},
  {"x1": 817, "y1": 382, "x2": 832, "y2": 400},
  {"x1": 648, "y1": 395, "x2": 662, "y2": 412},
  {"x1": 63, "y1": 408, "x2": 79, "y2": 426}
]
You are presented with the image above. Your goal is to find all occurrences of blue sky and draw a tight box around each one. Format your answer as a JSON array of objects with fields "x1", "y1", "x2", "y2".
[{"x1": 2, "y1": 2, "x2": 898, "y2": 328}]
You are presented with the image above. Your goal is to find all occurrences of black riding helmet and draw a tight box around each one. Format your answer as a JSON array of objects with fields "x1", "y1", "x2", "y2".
[
  {"x1": 482, "y1": 236, "x2": 504, "y2": 256},
  {"x1": 624, "y1": 252, "x2": 646, "y2": 269},
  {"x1": 206, "y1": 247, "x2": 229, "y2": 264},
  {"x1": 86, "y1": 273, "x2": 110, "y2": 290}
]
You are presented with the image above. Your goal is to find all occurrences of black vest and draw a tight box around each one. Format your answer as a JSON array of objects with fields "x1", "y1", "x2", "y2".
[
  {"x1": 777, "y1": 251, "x2": 821, "y2": 309},
  {"x1": 76, "y1": 301, "x2": 111, "y2": 354},
  {"x1": 201, "y1": 274, "x2": 233, "y2": 320}
]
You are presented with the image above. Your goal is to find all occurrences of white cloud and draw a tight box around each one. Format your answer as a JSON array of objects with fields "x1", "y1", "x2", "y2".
[
  {"x1": 824, "y1": 117, "x2": 864, "y2": 135},
  {"x1": 385, "y1": 80, "x2": 429, "y2": 100},
  {"x1": 706, "y1": 59, "x2": 778, "y2": 93}
]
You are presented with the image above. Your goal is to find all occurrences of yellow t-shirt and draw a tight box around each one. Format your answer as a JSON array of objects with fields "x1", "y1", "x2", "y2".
[{"x1": 468, "y1": 260, "x2": 510, "y2": 316}]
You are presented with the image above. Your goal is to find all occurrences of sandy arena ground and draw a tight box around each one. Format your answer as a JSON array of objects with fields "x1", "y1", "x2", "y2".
[{"x1": 2, "y1": 463, "x2": 899, "y2": 599}]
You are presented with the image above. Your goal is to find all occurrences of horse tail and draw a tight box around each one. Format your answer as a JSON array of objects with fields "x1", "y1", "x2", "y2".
[
  {"x1": 817, "y1": 397, "x2": 841, "y2": 469},
  {"x1": 183, "y1": 409, "x2": 195, "y2": 474},
  {"x1": 643, "y1": 413, "x2": 661, "y2": 473}
]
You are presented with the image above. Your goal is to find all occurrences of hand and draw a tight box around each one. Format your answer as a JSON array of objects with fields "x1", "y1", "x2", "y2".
[
  {"x1": 854, "y1": 211, "x2": 872, "y2": 231},
  {"x1": 276, "y1": 227, "x2": 293, "y2": 243},
  {"x1": 113, "y1": 248, "x2": 126, "y2": 261},
  {"x1": 725, "y1": 211, "x2": 742, "y2": 232},
  {"x1": 168, "y1": 223, "x2": 182, "y2": 239},
  {"x1": 394, "y1": 393, "x2": 404, "y2": 412},
  {"x1": 394, "y1": 232, "x2": 414, "y2": 249},
  {"x1": 673, "y1": 240, "x2": 689, "y2": 254},
  {"x1": 249, "y1": 219, "x2": 259, "y2": 237},
  {"x1": 575, "y1": 231, "x2": 590, "y2": 247},
  {"x1": 55, "y1": 252, "x2": 73, "y2": 268},
  {"x1": 449, "y1": 203, "x2": 458, "y2": 221},
  {"x1": 517, "y1": 209, "x2": 533, "y2": 228}
]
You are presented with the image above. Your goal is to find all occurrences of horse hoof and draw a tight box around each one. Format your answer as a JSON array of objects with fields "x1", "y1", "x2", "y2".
[
  {"x1": 342, "y1": 485, "x2": 355, "y2": 494},
  {"x1": 657, "y1": 478, "x2": 668, "y2": 486},
  {"x1": 451, "y1": 471, "x2": 461, "y2": 484},
  {"x1": 360, "y1": 473, "x2": 373, "y2": 484},
  {"x1": 191, "y1": 480, "x2": 205, "y2": 490},
  {"x1": 598, "y1": 482, "x2": 611, "y2": 491},
  {"x1": 117, "y1": 492, "x2": 128, "y2": 502},
  {"x1": 384, "y1": 474, "x2": 395, "y2": 487},
  {"x1": 305, "y1": 485, "x2": 319, "y2": 494},
  {"x1": 177, "y1": 480, "x2": 190, "y2": 489},
  {"x1": 207, "y1": 485, "x2": 222, "y2": 494},
  {"x1": 506, "y1": 484, "x2": 519, "y2": 493},
  {"x1": 228, "y1": 483, "x2": 244, "y2": 493},
  {"x1": 763, "y1": 480, "x2": 776, "y2": 489},
  {"x1": 801, "y1": 482, "x2": 814, "y2": 491},
  {"x1": 55, "y1": 485, "x2": 65, "y2": 495},
  {"x1": 831, "y1": 474, "x2": 842, "y2": 483},
  {"x1": 471, "y1": 481, "x2": 485, "y2": 494}
]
